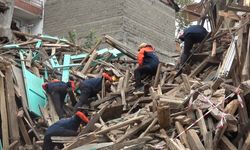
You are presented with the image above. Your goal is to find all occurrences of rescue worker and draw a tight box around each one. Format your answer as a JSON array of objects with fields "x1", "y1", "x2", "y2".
[
  {"x1": 178, "y1": 25, "x2": 208, "y2": 66},
  {"x1": 134, "y1": 43, "x2": 159, "y2": 91},
  {"x1": 74, "y1": 72, "x2": 114, "y2": 110},
  {"x1": 42, "y1": 79, "x2": 75, "y2": 119},
  {"x1": 42, "y1": 111, "x2": 89, "y2": 150}
]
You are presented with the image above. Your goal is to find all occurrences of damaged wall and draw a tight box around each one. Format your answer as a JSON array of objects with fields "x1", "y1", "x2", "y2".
[{"x1": 44, "y1": 0, "x2": 176, "y2": 62}]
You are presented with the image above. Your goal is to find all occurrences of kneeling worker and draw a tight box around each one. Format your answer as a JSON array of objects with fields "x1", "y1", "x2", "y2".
[
  {"x1": 42, "y1": 111, "x2": 89, "y2": 150},
  {"x1": 42, "y1": 79, "x2": 75, "y2": 119},
  {"x1": 134, "y1": 43, "x2": 159, "y2": 91},
  {"x1": 74, "y1": 72, "x2": 114, "y2": 110}
]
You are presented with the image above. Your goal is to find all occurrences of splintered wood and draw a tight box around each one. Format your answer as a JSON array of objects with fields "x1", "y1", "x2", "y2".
[{"x1": 0, "y1": 1, "x2": 250, "y2": 149}]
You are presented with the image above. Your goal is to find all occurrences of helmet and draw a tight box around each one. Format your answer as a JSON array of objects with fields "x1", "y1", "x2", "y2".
[{"x1": 138, "y1": 43, "x2": 152, "y2": 51}]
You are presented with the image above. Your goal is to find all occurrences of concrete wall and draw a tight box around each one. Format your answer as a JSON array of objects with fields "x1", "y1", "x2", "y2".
[{"x1": 44, "y1": 0, "x2": 176, "y2": 62}]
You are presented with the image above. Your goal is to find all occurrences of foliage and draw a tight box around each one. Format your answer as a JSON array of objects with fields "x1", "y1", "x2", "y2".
[
  {"x1": 67, "y1": 30, "x2": 98, "y2": 49},
  {"x1": 175, "y1": 0, "x2": 195, "y2": 34},
  {"x1": 82, "y1": 30, "x2": 97, "y2": 49}
]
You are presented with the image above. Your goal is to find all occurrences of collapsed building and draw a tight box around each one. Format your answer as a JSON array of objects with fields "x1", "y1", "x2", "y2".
[{"x1": 0, "y1": 0, "x2": 250, "y2": 150}]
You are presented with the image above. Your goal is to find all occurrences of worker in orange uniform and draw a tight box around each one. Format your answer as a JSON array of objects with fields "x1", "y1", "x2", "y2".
[
  {"x1": 42, "y1": 79, "x2": 75, "y2": 119},
  {"x1": 74, "y1": 72, "x2": 115, "y2": 110},
  {"x1": 134, "y1": 43, "x2": 159, "y2": 91},
  {"x1": 42, "y1": 111, "x2": 89, "y2": 150}
]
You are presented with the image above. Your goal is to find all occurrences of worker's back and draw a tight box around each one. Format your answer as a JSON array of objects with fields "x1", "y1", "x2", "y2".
[
  {"x1": 143, "y1": 51, "x2": 159, "y2": 67},
  {"x1": 184, "y1": 25, "x2": 208, "y2": 36},
  {"x1": 80, "y1": 77, "x2": 102, "y2": 94}
]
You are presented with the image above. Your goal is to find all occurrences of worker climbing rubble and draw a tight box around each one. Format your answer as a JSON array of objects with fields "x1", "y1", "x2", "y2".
[
  {"x1": 177, "y1": 25, "x2": 209, "y2": 68},
  {"x1": 134, "y1": 43, "x2": 159, "y2": 92},
  {"x1": 42, "y1": 111, "x2": 89, "y2": 150},
  {"x1": 74, "y1": 72, "x2": 115, "y2": 111},
  {"x1": 42, "y1": 78, "x2": 75, "y2": 119}
]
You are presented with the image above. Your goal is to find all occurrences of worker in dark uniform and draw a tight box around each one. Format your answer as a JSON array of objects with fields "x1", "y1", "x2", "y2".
[
  {"x1": 74, "y1": 73, "x2": 114, "y2": 110},
  {"x1": 42, "y1": 111, "x2": 89, "y2": 150},
  {"x1": 42, "y1": 79, "x2": 75, "y2": 119},
  {"x1": 178, "y1": 25, "x2": 208, "y2": 66},
  {"x1": 134, "y1": 43, "x2": 159, "y2": 91}
]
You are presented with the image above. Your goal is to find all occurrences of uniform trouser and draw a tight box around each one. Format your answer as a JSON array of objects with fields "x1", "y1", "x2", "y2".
[
  {"x1": 74, "y1": 87, "x2": 94, "y2": 110},
  {"x1": 42, "y1": 127, "x2": 77, "y2": 150},
  {"x1": 180, "y1": 33, "x2": 206, "y2": 65},
  {"x1": 134, "y1": 64, "x2": 157, "y2": 88},
  {"x1": 49, "y1": 91, "x2": 67, "y2": 119}
]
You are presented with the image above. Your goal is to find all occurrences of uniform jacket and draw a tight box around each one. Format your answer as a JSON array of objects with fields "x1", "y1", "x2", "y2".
[
  {"x1": 137, "y1": 46, "x2": 159, "y2": 67},
  {"x1": 80, "y1": 77, "x2": 103, "y2": 95}
]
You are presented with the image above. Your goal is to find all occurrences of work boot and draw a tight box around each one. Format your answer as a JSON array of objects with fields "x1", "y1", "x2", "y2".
[{"x1": 133, "y1": 86, "x2": 144, "y2": 95}]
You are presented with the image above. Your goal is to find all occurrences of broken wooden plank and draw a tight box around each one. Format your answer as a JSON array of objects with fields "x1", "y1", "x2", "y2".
[
  {"x1": 160, "y1": 129, "x2": 182, "y2": 150},
  {"x1": 81, "y1": 50, "x2": 98, "y2": 74},
  {"x1": 0, "y1": 76, "x2": 9, "y2": 149},
  {"x1": 187, "y1": 129, "x2": 206, "y2": 150},
  {"x1": 153, "y1": 63, "x2": 162, "y2": 87},
  {"x1": 219, "y1": 136, "x2": 237, "y2": 150},
  {"x1": 17, "y1": 110, "x2": 32, "y2": 145},
  {"x1": 139, "y1": 118, "x2": 158, "y2": 138},
  {"x1": 96, "y1": 115, "x2": 145, "y2": 135},
  {"x1": 80, "y1": 104, "x2": 108, "y2": 135},
  {"x1": 196, "y1": 109, "x2": 208, "y2": 141},
  {"x1": 98, "y1": 137, "x2": 152, "y2": 150},
  {"x1": 64, "y1": 133, "x2": 97, "y2": 150},
  {"x1": 5, "y1": 67, "x2": 20, "y2": 146},
  {"x1": 205, "y1": 131, "x2": 213, "y2": 150},
  {"x1": 175, "y1": 121, "x2": 190, "y2": 149},
  {"x1": 116, "y1": 117, "x2": 153, "y2": 143},
  {"x1": 189, "y1": 56, "x2": 210, "y2": 77},
  {"x1": 181, "y1": 74, "x2": 191, "y2": 93}
]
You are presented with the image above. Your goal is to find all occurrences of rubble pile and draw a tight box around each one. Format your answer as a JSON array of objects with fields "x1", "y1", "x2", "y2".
[{"x1": 0, "y1": 1, "x2": 250, "y2": 150}]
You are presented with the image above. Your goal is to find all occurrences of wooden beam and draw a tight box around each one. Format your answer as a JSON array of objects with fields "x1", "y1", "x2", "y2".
[
  {"x1": 205, "y1": 131, "x2": 213, "y2": 150},
  {"x1": 64, "y1": 133, "x2": 97, "y2": 150},
  {"x1": 17, "y1": 110, "x2": 32, "y2": 145},
  {"x1": 80, "y1": 104, "x2": 108, "y2": 134},
  {"x1": 98, "y1": 137, "x2": 152, "y2": 150},
  {"x1": 0, "y1": 76, "x2": 9, "y2": 149},
  {"x1": 196, "y1": 109, "x2": 208, "y2": 141},
  {"x1": 160, "y1": 129, "x2": 182, "y2": 150},
  {"x1": 181, "y1": 74, "x2": 191, "y2": 93},
  {"x1": 104, "y1": 35, "x2": 137, "y2": 60},
  {"x1": 175, "y1": 121, "x2": 190, "y2": 149},
  {"x1": 116, "y1": 118, "x2": 153, "y2": 143},
  {"x1": 5, "y1": 67, "x2": 20, "y2": 146},
  {"x1": 187, "y1": 129, "x2": 206, "y2": 150},
  {"x1": 96, "y1": 115, "x2": 144, "y2": 135},
  {"x1": 81, "y1": 50, "x2": 98, "y2": 74},
  {"x1": 220, "y1": 136, "x2": 237, "y2": 150},
  {"x1": 242, "y1": 132, "x2": 250, "y2": 150},
  {"x1": 139, "y1": 118, "x2": 157, "y2": 138},
  {"x1": 189, "y1": 57, "x2": 210, "y2": 78},
  {"x1": 153, "y1": 63, "x2": 162, "y2": 87}
]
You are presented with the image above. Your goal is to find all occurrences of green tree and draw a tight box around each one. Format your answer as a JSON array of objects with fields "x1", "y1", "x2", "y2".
[
  {"x1": 175, "y1": 0, "x2": 195, "y2": 34},
  {"x1": 82, "y1": 30, "x2": 97, "y2": 49}
]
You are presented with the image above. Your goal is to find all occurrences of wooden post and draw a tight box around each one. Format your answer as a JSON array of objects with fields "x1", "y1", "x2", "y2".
[
  {"x1": 5, "y1": 67, "x2": 20, "y2": 147},
  {"x1": 153, "y1": 63, "x2": 162, "y2": 87},
  {"x1": 0, "y1": 76, "x2": 9, "y2": 149},
  {"x1": 157, "y1": 105, "x2": 170, "y2": 129}
]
